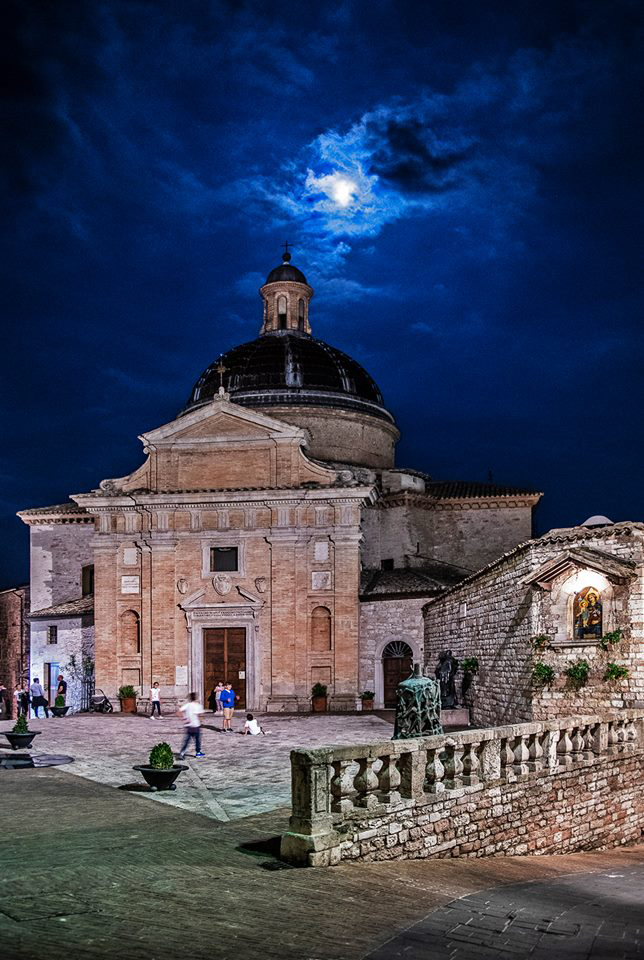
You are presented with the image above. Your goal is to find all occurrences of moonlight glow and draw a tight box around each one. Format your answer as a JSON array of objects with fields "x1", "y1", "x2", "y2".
[{"x1": 330, "y1": 175, "x2": 357, "y2": 207}]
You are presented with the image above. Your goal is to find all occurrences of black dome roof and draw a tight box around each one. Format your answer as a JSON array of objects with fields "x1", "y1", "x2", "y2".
[
  {"x1": 265, "y1": 261, "x2": 308, "y2": 285},
  {"x1": 184, "y1": 332, "x2": 394, "y2": 422}
]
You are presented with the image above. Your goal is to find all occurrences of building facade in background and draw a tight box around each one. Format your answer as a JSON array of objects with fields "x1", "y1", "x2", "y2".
[
  {"x1": 19, "y1": 253, "x2": 542, "y2": 711},
  {"x1": 0, "y1": 585, "x2": 30, "y2": 717}
]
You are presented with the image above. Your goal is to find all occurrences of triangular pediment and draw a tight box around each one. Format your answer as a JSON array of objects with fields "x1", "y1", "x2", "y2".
[
  {"x1": 522, "y1": 546, "x2": 636, "y2": 589},
  {"x1": 140, "y1": 397, "x2": 306, "y2": 447}
]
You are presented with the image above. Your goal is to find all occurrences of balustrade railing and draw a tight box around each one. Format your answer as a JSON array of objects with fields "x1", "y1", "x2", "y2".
[{"x1": 283, "y1": 711, "x2": 644, "y2": 854}]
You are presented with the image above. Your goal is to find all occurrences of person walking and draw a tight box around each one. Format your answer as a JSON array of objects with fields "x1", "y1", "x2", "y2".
[
  {"x1": 149, "y1": 681, "x2": 162, "y2": 718},
  {"x1": 56, "y1": 675, "x2": 67, "y2": 704},
  {"x1": 177, "y1": 692, "x2": 205, "y2": 758},
  {"x1": 30, "y1": 677, "x2": 49, "y2": 718},
  {"x1": 220, "y1": 682, "x2": 237, "y2": 733}
]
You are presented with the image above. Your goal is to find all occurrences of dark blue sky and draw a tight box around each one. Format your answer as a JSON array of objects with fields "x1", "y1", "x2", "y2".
[{"x1": 2, "y1": 0, "x2": 643, "y2": 588}]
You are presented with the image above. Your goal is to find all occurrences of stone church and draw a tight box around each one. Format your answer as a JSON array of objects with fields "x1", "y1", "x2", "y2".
[{"x1": 19, "y1": 251, "x2": 542, "y2": 712}]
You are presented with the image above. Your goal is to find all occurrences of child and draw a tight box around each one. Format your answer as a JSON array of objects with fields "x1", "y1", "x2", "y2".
[
  {"x1": 150, "y1": 681, "x2": 162, "y2": 718},
  {"x1": 240, "y1": 713, "x2": 265, "y2": 736},
  {"x1": 177, "y1": 692, "x2": 205, "y2": 758},
  {"x1": 219, "y1": 682, "x2": 237, "y2": 732}
]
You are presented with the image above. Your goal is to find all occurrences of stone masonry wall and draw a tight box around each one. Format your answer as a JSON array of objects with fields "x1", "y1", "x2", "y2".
[
  {"x1": 30, "y1": 523, "x2": 95, "y2": 612},
  {"x1": 359, "y1": 597, "x2": 427, "y2": 705},
  {"x1": 423, "y1": 524, "x2": 644, "y2": 728},
  {"x1": 338, "y1": 749, "x2": 643, "y2": 864}
]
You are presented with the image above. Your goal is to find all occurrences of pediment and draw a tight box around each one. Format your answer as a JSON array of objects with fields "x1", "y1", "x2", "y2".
[
  {"x1": 140, "y1": 397, "x2": 306, "y2": 447},
  {"x1": 522, "y1": 547, "x2": 636, "y2": 590}
]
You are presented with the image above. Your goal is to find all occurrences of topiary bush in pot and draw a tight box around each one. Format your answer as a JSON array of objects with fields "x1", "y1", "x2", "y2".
[{"x1": 149, "y1": 742, "x2": 174, "y2": 769}]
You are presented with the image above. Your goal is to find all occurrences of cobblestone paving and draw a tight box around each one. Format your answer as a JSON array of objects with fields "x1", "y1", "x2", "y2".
[
  {"x1": 2, "y1": 711, "x2": 393, "y2": 820},
  {"x1": 0, "y1": 766, "x2": 642, "y2": 960}
]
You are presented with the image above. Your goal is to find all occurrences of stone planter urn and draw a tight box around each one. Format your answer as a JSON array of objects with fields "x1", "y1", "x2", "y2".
[
  {"x1": 119, "y1": 697, "x2": 137, "y2": 714},
  {"x1": 2, "y1": 730, "x2": 41, "y2": 751},
  {"x1": 132, "y1": 764, "x2": 187, "y2": 791}
]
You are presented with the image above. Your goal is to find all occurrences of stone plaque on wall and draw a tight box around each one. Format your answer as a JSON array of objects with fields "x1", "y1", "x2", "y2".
[
  {"x1": 311, "y1": 571, "x2": 331, "y2": 591},
  {"x1": 314, "y1": 541, "x2": 329, "y2": 562},
  {"x1": 121, "y1": 575, "x2": 140, "y2": 594},
  {"x1": 175, "y1": 665, "x2": 188, "y2": 685},
  {"x1": 123, "y1": 548, "x2": 138, "y2": 566}
]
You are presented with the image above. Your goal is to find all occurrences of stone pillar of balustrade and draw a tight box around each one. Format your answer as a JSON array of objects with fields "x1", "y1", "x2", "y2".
[{"x1": 280, "y1": 750, "x2": 340, "y2": 867}]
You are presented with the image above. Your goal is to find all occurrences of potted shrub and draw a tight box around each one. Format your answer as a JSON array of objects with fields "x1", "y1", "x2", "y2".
[
  {"x1": 133, "y1": 742, "x2": 187, "y2": 791},
  {"x1": 50, "y1": 694, "x2": 70, "y2": 718},
  {"x1": 360, "y1": 690, "x2": 375, "y2": 711},
  {"x1": 2, "y1": 713, "x2": 42, "y2": 751},
  {"x1": 118, "y1": 684, "x2": 138, "y2": 714},
  {"x1": 311, "y1": 682, "x2": 328, "y2": 713}
]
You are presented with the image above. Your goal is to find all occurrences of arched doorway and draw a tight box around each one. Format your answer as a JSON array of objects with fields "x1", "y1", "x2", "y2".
[{"x1": 382, "y1": 641, "x2": 414, "y2": 708}]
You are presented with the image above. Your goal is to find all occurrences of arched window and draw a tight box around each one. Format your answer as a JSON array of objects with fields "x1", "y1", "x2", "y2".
[
  {"x1": 278, "y1": 295, "x2": 287, "y2": 330},
  {"x1": 573, "y1": 586, "x2": 602, "y2": 640},
  {"x1": 298, "y1": 298, "x2": 305, "y2": 331},
  {"x1": 119, "y1": 610, "x2": 141, "y2": 656},
  {"x1": 311, "y1": 606, "x2": 332, "y2": 651}
]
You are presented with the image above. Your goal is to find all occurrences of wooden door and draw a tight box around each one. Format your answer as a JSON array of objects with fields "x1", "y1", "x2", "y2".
[
  {"x1": 383, "y1": 652, "x2": 413, "y2": 708},
  {"x1": 204, "y1": 628, "x2": 246, "y2": 708}
]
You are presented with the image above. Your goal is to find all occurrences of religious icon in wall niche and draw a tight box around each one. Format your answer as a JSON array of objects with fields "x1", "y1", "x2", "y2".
[{"x1": 573, "y1": 586, "x2": 602, "y2": 640}]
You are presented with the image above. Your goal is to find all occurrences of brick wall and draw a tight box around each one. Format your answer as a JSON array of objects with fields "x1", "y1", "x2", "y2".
[
  {"x1": 0, "y1": 586, "x2": 29, "y2": 716},
  {"x1": 423, "y1": 523, "x2": 644, "y2": 728}
]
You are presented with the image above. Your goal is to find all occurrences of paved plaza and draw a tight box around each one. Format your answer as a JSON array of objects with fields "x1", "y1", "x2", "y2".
[{"x1": 1, "y1": 712, "x2": 643, "y2": 959}]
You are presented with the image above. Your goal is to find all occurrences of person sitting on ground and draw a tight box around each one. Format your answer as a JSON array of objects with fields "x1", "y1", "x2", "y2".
[{"x1": 240, "y1": 713, "x2": 266, "y2": 736}]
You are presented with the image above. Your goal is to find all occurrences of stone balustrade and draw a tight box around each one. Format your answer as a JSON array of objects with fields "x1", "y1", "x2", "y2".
[{"x1": 280, "y1": 710, "x2": 644, "y2": 867}]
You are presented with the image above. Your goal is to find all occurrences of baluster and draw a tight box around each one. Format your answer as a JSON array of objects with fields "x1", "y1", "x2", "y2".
[
  {"x1": 571, "y1": 726, "x2": 585, "y2": 762},
  {"x1": 442, "y1": 743, "x2": 464, "y2": 789},
  {"x1": 424, "y1": 747, "x2": 445, "y2": 794},
  {"x1": 607, "y1": 721, "x2": 619, "y2": 753},
  {"x1": 377, "y1": 754, "x2": 401, "y2": 805},
  {"x1": 353, "y1": 757, "x2": 379, "y2": 809},
  {"x1": 500, "y1": 738, "x2": 516, "y2": 780},
  {"x1": 330, "y1": 759, "x2": 355, "y2": 813},
  {"x1": 527, "y1": 732, "x2": 544, "y2": 772},
  {"x1": 557, "y1": 727, "x2": 573, "y2": 768},
  {"x1": 462, "y1": 742, "x2": 481, "y2": 786},
  {"x1": 513, "y1": 735, "x2": 530, "y2": 775}
]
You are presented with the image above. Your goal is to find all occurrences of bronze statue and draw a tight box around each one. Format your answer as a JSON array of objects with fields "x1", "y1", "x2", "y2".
[
  {"x1": 435, "y1": 650, "x2": 459, "y2": 708},
  {"x1": 393, "y1": 663, "x2": 442, "y2": 739}
]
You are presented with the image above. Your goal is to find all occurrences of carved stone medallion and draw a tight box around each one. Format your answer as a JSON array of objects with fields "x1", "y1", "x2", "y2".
[
  {"x1": 176, "y1": 578, "x2": 189, "y2": 595},
  {"x1": 213, "y1": 574, "x2": 232, "y2": 596},
  {"x1": 254, "y1": 576, "x2": 267, "y2": 594}
]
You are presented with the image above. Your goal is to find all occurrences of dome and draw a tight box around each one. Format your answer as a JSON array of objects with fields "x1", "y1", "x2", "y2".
[
  {"x1": 184, "y1": 332, "x2": 394, "y2": 423},
  {"x1": 265, "y1": 261, "x2": 308, "y2": 285},
  {"x1": 581, "y1": 515, "x2": 614, "y2": 527}
]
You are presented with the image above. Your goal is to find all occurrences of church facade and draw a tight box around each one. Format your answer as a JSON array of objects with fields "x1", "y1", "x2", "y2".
[{"x1": 19, "y1": 252, "x2": 542, "y2": 712}]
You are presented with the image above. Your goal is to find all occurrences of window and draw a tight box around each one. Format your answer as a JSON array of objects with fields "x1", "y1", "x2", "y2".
[
  {"x1": 573, "y1": 586, "x2": 603, "y2": 640},
  {"x1": 298, "y1": 298, "x2": 305, "y2": 331},
  {"x1": 311, "y1": 606, "x2": 332, "y2": 651},
  {"x1": 47, "y1": 625, "x2": 58, "y2": 645},
  {"x1": 210, "y1": 547, "x2": 239, "y2": 572},
  {"x1": 381, "y1": 558, "x2": 394, "y2": 571},
  {"x1": 278, "y1": 295, "x2": 287, "y2": 329},
  {"x1": 81, "y1": 564, "x2": 94, "y2": 596}
]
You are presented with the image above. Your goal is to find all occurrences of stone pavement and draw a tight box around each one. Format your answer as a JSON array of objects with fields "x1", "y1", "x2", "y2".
[
  {"x1": 1, "y1": 765, "x2": 642, "y2": 960},
  {"x1": 10, "y1": 710, "x2": 394, "y2": 820}
]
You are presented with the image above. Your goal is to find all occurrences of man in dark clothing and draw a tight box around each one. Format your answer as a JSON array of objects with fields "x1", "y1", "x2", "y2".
[{"x1": 56, "y1": 675, "x2": 67, "y2": 703}]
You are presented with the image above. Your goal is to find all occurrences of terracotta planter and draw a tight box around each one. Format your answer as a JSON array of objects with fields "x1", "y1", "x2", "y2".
[
  {"x1": 2, "y1": 730, "x2": 41, "y2": 751},
  {"x1": 312, "y1": 696, "x2": 327, "y2": 713},
  {"x1": 132, "y1": 764, "x2": 187, "y2": 791},
  {"x1": 361, "y1": 699, "x2": 374, "y2": 712},
  {"x1": 119, "y1": 697, "x2": 137, "y2": 714}
]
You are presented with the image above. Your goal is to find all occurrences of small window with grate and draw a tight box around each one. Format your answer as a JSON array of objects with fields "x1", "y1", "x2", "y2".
[
  {"x1": 47, "y1": 625, "x2": 58, "y2": 645},
  {"x1": 210, "y1": 547, "x2": 239, "y2": 572}
]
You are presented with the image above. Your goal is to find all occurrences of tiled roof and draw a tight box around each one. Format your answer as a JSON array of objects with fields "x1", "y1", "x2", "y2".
[
  {"x1": 360, "y1": 562, "x2": 469, "y2": 599},
  {"x1": 18, "y1": 502, "x2": 89, "y2": 516},
  {"x1": 425, "y1": 481, "x2": 542, "y2": 500},
  {"x1": 29, "y1": 596, "x2": 94, "y2": 619}
]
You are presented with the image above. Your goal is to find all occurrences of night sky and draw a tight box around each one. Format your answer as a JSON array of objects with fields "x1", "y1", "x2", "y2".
[{"x1": 2, "y1": 0, "x2": 643, "y2": 588}]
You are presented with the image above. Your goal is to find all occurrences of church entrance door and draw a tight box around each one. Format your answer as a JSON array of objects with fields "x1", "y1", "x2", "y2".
[
  {"x1": 204, "y1": 627, "x2": 246, "y2": 708},
  {"x1": 382, "y1": 641, "x2": 413, "y2": 708}
]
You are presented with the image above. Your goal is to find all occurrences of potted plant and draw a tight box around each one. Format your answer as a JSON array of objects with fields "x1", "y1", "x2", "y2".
[
  {"x1": 50, "y1": 694, "x2": 70, "y2": 718},
  {"x1": 133, "y1": 742, "x2": 187, "y2": 791},
  {"x1": 360, "y1": 690, "x2": 375, "y2": 711},
  {"x1": 2, "y1": 713, "x2": 42, "y2": 751},
  {"x1": 311, "y1": 682, "x2": 328, "y2": 713},
  {"x1": 118, "y1": 684, "x2": 138, "y2": 714}
]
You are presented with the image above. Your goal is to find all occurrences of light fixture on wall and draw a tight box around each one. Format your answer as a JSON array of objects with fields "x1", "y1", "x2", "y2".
[{"x1": 561, "y1": 569, "x2": 609, "y2": 594}]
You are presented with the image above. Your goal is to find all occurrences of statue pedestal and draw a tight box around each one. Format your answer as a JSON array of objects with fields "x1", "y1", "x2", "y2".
[{"x1": 440, "y1": 707, "x2": 470, "y2": 729}]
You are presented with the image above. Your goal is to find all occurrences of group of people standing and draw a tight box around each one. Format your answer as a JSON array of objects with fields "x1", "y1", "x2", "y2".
[{"x1": 1, "y1": 676, "x2": 67, "y2": 719}]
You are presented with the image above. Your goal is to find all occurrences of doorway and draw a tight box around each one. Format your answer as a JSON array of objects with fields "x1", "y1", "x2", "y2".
[
  {"x1": 382, "y1": 641, "x2": 413, "y2": 708},
  {"x1": 44, "y1": 662, "x2": 61, "y2": 707},
  {"x1": 203, "y1": 627, "x2": 246, "y2": 708}
]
